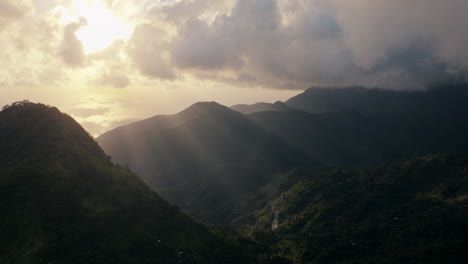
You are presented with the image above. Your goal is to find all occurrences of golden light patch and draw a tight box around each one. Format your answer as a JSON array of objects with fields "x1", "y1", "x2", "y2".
[{"x1": 70, "y1": 0, "x2": 132, "y2": 53}]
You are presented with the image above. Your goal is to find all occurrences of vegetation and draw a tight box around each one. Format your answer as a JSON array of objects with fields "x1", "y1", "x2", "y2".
[
  {"x1": 0, "y1": 102, "x2": 249, "y2": 264},
  {"x1": 3, "y1": 84, "x2": 468, "y2": 263},
  {"x1": 247, "y1": 153, "x2": 468, "y2": 263}
]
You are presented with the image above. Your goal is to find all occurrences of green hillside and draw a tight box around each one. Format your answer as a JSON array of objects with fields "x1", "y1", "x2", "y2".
[
  {"x1": 247, "y1": 153, "x2": 468, "y2": 263},
  {"x1": 0, "y1": 101, "x2": 248, "y2": 264}
]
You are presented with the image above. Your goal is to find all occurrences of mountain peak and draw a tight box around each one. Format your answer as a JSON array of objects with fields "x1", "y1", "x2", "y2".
[
  {"x1": 0, "y1": 101, "x2": 107, "y2": 166},
  {"x1": 176, "y1": 101, "x2": 240, "y2": 121},
  {"x1": 181, "y1": 101, "x2": 229, "y2": 113},
  {"x1": 2, "y1": 100, "x2": 59, "y2": 115}
]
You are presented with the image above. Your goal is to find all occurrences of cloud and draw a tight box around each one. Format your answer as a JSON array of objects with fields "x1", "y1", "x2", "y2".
[
  {"x1": 96, "y1": 68, "x2": 131, "y2": 88},
  {"x1": 2, "y1": 0, "x2": 468, "y2": 93},
  {"x1": 0, "y1": 1, "x2": 65, "y2": 89},
  {"x1": 129, "y1": 0, "x2": 357, "y2": 88},
  {"x1": 0, "y1": 0, "x2": 28, "y2": 23},
  {"x1": 126, "y1": 0, "x2": 468, "y2": 90},
  {"x1": 330, "y1": 0, "x2": 468, "y2": 68},
  {"x1": 127, "y1": 23, "x2": 175, "y2": 79},
  {"x1": 172, "y1": 18, "x2": 243, "y2": 70},
  {"x1": 89, "y1": 40, "x2": 131, "y2": 88},
  {"x1": 61, "y1": 18, "x2": 87, "y2": 66}
]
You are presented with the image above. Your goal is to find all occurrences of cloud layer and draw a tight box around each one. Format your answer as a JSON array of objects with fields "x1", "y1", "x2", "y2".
[
  {"x1": 125, "y1": 0, "x2": 468, "y2": 90},
  {"x1": 2, "y1": 0, "x2": 467, "y2": 91}
]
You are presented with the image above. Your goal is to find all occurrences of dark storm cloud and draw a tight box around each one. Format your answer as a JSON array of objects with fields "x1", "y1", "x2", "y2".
[{"x1": 128, "y1": 0, "x2": 468, "y2": 89}]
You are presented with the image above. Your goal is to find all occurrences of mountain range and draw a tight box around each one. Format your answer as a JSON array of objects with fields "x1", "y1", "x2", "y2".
[
  {"x1": 2, "y1": 84, "x2": 468, "y2": 263},
  {"x1": 97, "y1": 101, "x2": 315, "y2": 224},
  {"x1": 97, "y1": 84, "x2": 468, "y2": 223}
]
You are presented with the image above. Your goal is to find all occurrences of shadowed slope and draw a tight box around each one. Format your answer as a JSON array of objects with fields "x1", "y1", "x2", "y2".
[
  {"x1": 250, "y1": 85, "x2": 468, "y2": 167},
  {"x1": 0, "y1": 102, "x2": 248, "y2": 264}
]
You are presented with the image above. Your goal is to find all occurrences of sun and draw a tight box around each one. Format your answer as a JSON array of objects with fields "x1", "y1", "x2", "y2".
[{"x1": 71, "y1": 0, "x2": 132, "y2": 53}]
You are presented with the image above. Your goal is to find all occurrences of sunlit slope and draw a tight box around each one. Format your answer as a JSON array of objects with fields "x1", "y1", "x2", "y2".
[
  {"x1": 0, "y1": 102, "x2": 248, "y2": 264},
  {"x1": 247, "y1": 153, "x2": 468, "y2": 264},
  {"x1": 97, "y1": 102, "x2": 316, "y2": 224}
]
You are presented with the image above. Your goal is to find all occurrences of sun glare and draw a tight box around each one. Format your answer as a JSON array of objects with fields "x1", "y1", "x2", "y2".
[{"x1": 71, "y1": 0, "x2": 132, "y2": 53}]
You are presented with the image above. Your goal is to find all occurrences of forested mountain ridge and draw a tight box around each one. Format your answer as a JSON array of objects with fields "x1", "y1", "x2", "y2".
[
  {"x1": 97, "y1": 101, "x2": 317, "y2": 224},
  {"x1": 246, "y1": 153, "x2": 468, "y2": 263},
  {"x1": 0, "y1": 101, "x2": 249, "y2": 264}
]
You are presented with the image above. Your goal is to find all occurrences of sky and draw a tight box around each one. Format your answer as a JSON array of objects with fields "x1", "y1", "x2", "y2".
[{"x1": 1, "y1": 0, "x2": 467, "y2": 136}]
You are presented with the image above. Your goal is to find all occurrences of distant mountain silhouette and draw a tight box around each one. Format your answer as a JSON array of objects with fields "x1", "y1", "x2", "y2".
[
  {"x1": 231, "y1": 101, "x2": 291, "y2": 114},
  {"x1": 285, "y1": 85, "x2": 468, "y2": 116},
  {"x1": 0, "y1": 102, "x2": 248, "y2": 264},
  {"x1": 97, "y1": 102, "x2": 317, "y2": 224},
  {"x1": 248, "y1": 84, "x2": 468, "y2": 167},
  {"x1": 247, "y1": 153, "x2": 468, "y2": 264}
]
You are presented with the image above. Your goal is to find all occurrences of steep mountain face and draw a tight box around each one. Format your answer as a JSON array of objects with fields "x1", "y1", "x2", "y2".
[
  {"x1": 0, "y1": 102, "x2": 248, "y2": 264},
  {"x1": 247, "y1": 153, "x2": 468, "y2": 264},
  {"x1": 231, "y1": 101, "x2": 291, "y2": 115},
  {"x1": 97, "y1": 102, "x2": 316, "y2": 224}
]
